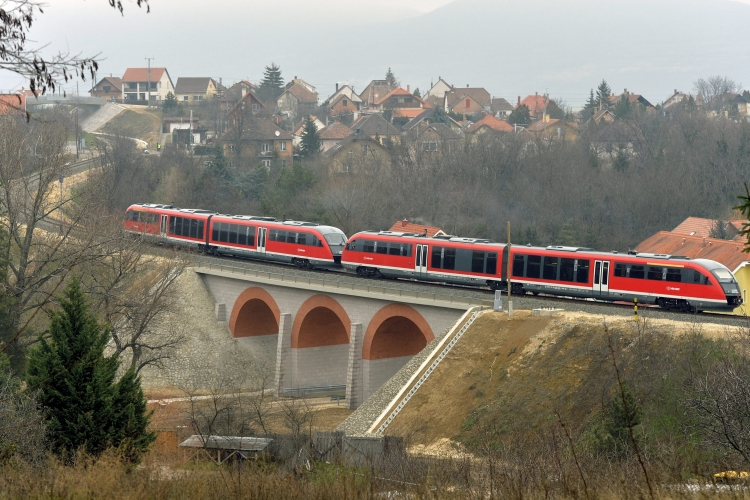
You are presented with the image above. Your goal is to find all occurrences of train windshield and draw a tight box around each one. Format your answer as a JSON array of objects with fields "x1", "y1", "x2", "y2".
[
  {"x1": 711, "y1": 269, "x2": 735, "y2": 283},
  {"x1": 319, "y1": 228, "x2": 347, "y2": 246}
]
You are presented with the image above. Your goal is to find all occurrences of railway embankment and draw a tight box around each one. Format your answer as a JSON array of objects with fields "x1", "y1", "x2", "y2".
[{"x1": 345, "y1": 308, "x2": 748, "y2": 462}]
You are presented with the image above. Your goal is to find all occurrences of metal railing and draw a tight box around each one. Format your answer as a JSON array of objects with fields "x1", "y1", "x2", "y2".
[{"x1": 192, "y1": 257, "x2": 492, "y2": 308}]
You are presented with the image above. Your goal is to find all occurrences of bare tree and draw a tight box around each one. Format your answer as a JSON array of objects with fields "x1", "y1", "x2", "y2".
[
  {"x1": 0, "y1": 366, "x2": 46, "y2": 464},
  {"x1": 693, "y1": 75, "x2": 741, "y2": 112}
]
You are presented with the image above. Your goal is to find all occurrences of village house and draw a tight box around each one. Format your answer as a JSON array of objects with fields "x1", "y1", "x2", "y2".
[
  {"x1": 608, "y1": 90, "x2": 655, "y2": 111},
  {"x1": 409, "y1": 122, "x2": 461, "y2": 154},
  {"x1": 292, "y1": 115, "x2": 325, "y2": 147},
  {"x1": 491, "y1": 97, "x2": 514, "y2": 118},
  {"x1": 276, "y1": 82, "x2": 318, "y2": 119},
  {"x1": 318, "y1": 121, "x2": 354, "y2": 152},
  {"x1": 90, "y1": 76, "x2": 123, "y2": 100},
  {"x1": 349, "y1": 113, "x2": 402, "y2": 145},
  {"x1": 121, "y1": 67, "x2": 174, "y2": 103},
  {"x1": 220, "y1": 80, "x2": 259, "y2": 111},
  {"x1": 586, "y1": 109, "x2": 616, "y2": 125},
  {"x1": 0, "y1": 93, "x2": 26, "y2": 114},
  {"x1": 324, "y1": 133, "x2": 392, "y2": 176},
  {"x1": 174, "y1": 77, "x2": 220, "y2": 103},
  {"x1": 388, "y1": 219, "x2": 446, "y2": 237},
  {"x1": 443, "y1": 86, "x2": 492, "y2": 116},
  {"x1": 662, "y1": 89, "x2": 691, "y2": 111},
  {"x1": 402, "y1": 108, "x2": 461, "y2": 133},
  {"x1": 526, "y1": 116, "x2": 578, "y2": 142},
  {"x1": 323, "y1": 84, "x2": 362, "y2": 109},
  {"x1": 359, "y1": 79, "x2": 393, "y2": 107},
  {"x1": 374, "y1": 87, "x2": 428, "y2": 112},
  {"x1": 424, "y1": 77, "x2": 452, "y2": 100},
  {"x1": 464, "y1": 114, "x2": 513, "y2": 138},
  {"x1": 326, "y1": 93, "x2": 361, "y2": 123},
  {"x1": 517, "y1": 93, "x2": 549, "y2": 120},
  {"x1": 285, "y1": 77, "x2": 317, "y2": 94},
  {"x1": 222, "y1": 117, "x2": 293, "y2": 169}
]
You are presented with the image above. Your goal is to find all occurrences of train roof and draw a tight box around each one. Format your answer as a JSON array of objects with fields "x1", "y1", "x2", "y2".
[
  {"x1": 131, "y1": 203, "x2": 216, "y2": 215},
  {"x1": 353, "y1": 230, "x2": 503, "y2": 246}
]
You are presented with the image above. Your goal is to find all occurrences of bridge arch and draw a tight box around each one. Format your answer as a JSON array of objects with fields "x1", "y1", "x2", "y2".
[
  {"x1": 292, "y1": 295, "x2": 351, "y2": 348},
  {"x1": 229, "y1": 287, "x2": 281, "y2": 338},
  {"x1": 363, "y1": 304, "x2": 434, "y2": 360}
]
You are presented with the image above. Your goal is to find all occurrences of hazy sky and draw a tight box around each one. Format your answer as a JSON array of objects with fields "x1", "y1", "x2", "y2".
[{"x1": 4, "y1": 0, "x2": 750, "y2": 106}]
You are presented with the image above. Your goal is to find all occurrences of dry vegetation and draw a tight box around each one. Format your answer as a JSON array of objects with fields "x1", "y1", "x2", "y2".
[{"x1": 100, "y1": 106, "x2": 162, "y2": 146}]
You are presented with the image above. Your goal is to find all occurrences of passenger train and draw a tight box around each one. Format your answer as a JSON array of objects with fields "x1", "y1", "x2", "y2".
[
  {"x1": 123, "y1": 204, "x2": 743, "y2": 313},
  {"x1": 340, "y1": 230, "x2": 743, "y2": 312},
  {"x1": 123, "y1": 204, "x2": 347, "y2": 269}
]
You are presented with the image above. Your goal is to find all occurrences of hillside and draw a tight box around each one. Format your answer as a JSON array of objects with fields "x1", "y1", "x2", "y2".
[
  {"x1": 99, "y1": 106, "x2": 162, "y2": 147},
  {"x1": 386, "y1": 310, "x2": 738, "y2": 472}
]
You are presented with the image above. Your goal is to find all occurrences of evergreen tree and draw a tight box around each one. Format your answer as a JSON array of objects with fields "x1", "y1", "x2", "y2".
[
  {"x1": 430, "y1": 106, "x2": 451, "y2": 125},
  {"x1": 614, "y1": 94, "x2": 631, "y2": 118},
  {"x1": 162, "y1": 91, "x2": 178, "y2": 115},
  {"x1": 413, "y1": 87, "x2": 421, "y2": 98},
  {"x1": 299, "y1": 116, "x2": 320, "y2": 157},
  {"x1": 27, "y1": 279, "x2": 155, "y2": 460},
  {"x1": 507, "y1": 104, "x2": 531, "y2": 126},
  {"x1": 259, "y1": 63, "x2": 284, "y2": 102},
  {"x1": 385, "y1": 67, "x2": 399, "y2": 88},
  {"x1": 596, "y1": 79, "x2": 612, "y2": 109}
]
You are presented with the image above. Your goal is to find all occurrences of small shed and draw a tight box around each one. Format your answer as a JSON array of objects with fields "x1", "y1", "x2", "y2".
[{"x1": 178, "y1": 435, "x2": 273, "y2": 463}]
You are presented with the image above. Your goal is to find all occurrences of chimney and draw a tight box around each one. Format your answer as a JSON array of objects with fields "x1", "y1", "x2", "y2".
[
  {"x1": 241, "y1": 88, "x2": 247, "y2": 98},
  {"x1": 401, "y1": 219, "x2": 408, "y2": 228},
  {"x1": 674, "y1": 89, "x2": 677, "y2": 95},
  {"x1": 682, "y1": 238, "x2": 686, "y2": 244},
  {"x1": 466, "y1": 84, "x2": 469, "y2": 88},
  {"x1": 517, "y1": 96, "x2": 521, "y2": 105},
  {"x1": 336, "y1": 83, "x2": 339, "y2": 92},
  {"x1": 294, "y1": 76, "x2": 297, "y2": 80},
  {"x1": 702, "y1": 237, "x2": 706, "y2": 247},
  {"x1": 407, "y1": 84, "x2": 410, "y2": 93},
  {"x1": 624, "y1": 88, "x2": 628, "y2": 95}
]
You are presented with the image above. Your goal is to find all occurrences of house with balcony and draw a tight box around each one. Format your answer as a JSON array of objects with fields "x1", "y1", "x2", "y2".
[
  {"x1": 121, "y1": 67, "x2": 174, "y2": 103},
  {"x1": 222, "y1": 117, "x2": 293, "y2": 169}
]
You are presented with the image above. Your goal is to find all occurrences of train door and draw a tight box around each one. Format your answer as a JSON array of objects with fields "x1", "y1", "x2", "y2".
[
  {"x1": 257, "y1": 227, "x2": 267, "y2": 254},
  {"x1": 415, "y1": 244, "x2": 428, "y2": 275},
  {"x1": 160, "y1": 215, "x2": 168, "y2": 238},
  {"x1": 593, "y1": 260, "x2": 610, "y2": 295}
]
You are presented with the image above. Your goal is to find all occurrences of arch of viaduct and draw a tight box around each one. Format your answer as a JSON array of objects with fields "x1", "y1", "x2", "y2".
[{"x1": 197, "y1": 268, "x2": 471, "y2": 408}]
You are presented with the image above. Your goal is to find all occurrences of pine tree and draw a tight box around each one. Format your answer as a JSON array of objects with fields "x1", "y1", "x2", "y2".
[
  {"x1": 27, "y1": 279, "x2": 155, "y2": 460},
  {"x1": 259, "y1": 63, "x2": 284, "y2": 102},
  {"x1": 162, "y1": 91, "x2": 178, "y2": 115},
  {"x1": 413, "y1": 87, "x2": 421, "y2": 98},
  {"x1": 507, "y1": 104, "x2": 531, "y2": 126},
  {"x1": 299, "y1": 116, "x2": 320, "y2": 157},
  {"x1": 385, "y1": 67, "x2": 399, "y2": 88},
  {"x1": 596, "y1": 79, "x2": 612, "y2": 109}
]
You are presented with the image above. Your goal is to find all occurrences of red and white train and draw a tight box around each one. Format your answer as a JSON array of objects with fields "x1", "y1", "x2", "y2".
[
  {"x1": 123, "y1": 203, "x2": 347, "y2": 269},
  {"x1": 341, "y1": 231, "x2": 743, "y2": 312}
]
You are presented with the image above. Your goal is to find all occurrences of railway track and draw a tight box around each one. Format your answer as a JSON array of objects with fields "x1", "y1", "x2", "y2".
[{"x1": 160, "y1": 246, "x2": 748, "y2": 328}]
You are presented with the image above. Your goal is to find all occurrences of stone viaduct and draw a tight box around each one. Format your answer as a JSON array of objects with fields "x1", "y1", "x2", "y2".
[{"x1": 194, "y1": 259, "x2": 490, "y2": 409}]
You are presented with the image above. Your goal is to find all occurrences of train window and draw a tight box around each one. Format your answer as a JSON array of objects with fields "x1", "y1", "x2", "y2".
[
  {"x1": 576, "y1": 260, "x2": 590, "y2": 283},
  {"x1": 455, "y1": 249, "x2": 473, "y2": 272},
  {"x1": 388, "y1": 244, "x2": 401, "y2": 256},
  {"x1": 647, "y1": 266, "x2": 665, "y2": 280},
  {"x1": 543, "y1": 257, "x2": 559, "y2": 280},
  {"x1": 269, "y1": 229, "x2": 279, "y2": 242},
  {"x1": 666, "y1": 268, "x2": 682, "y2": 282},
  {"x1": 297, "y1": 233, "x2": 307, "y2": 246},
  {"x1": 220, "y1": 223, "x2": 229, "y2": 242},
  {"x1": 443, "y1": 248, "x2": 456, "y2": 270},
  {"x1": 472, "y1": 251, "x2": 486, "y2": 273},
  {"x1": 431, "y1": 247, "x2": 443, "y2": 268},
  {"x1": 630, "y1": 265, "x2": 645, "y2": 279},
  {"x1": 363, "y1": 240, "x2": 376, "y2": 253},
  {"x1": 512, "y1": 254, "x2": 525, "y2": 277},
  {"x1": 614, "y1": 263, "x2": 627, "y2": 277},
  {"x1": 126, "y1": 210, "x2": 135, "y2": 221},
  {"x1": 486, "y1": 252, "x2": 497, "y2": 275},
  {"x1": 376, "y1": 242, "x2": 388, "y2": 254},
  {"x1": 237, "y1": 226, "x2": 248, "y2": 246},
  {"x1": 310, "y1": 235, "x2": 322, "y2": 247},
  {"x1": 527, "y1": 255, "x2": 541, "y2": 278},
  {"x1": 228, "y1": 224, "x2": 238, "y2": 244},
  {"x1": 560, "y1": 258, "x2": 575, "y2": 282},
  {"x1": 212, "y1": 222, "x2": 220, "y2": 241},
  {"x1": 346, "y1": 239, "x2": 358, "y2": 251},
  {"x1": 693, "y1": 271, "x2": 709, "y2": 285},
  {"x1": 287, "y1": 232, "x2": 297, "y2": 243}
]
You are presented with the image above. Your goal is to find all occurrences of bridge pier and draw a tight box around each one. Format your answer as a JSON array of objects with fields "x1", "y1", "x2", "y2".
[
  {"x1": 274, "y1": 313, "x2": 292, "y2": 397},
  {"x1": 346, "y1": 323, "x2": 364, "y2": 409}
]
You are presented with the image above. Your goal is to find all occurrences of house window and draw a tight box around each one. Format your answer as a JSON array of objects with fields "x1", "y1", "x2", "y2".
[
  {"x1": 252, "y1": 103, "x2": 259, "y2": 111},
  {"x1": 398, "y1": 97, "x2": 404, "y2": 103},
  {"x1": 279, "y1": 141, "x2": 287, "y2": 151},
  {"x1": 150, "y1": 82, "x2": 157, "y2": 90},
  {"x1": 261, "y1": 143, "x2": 271, "y2": 153},
  {"x1": 422, "y1": 141, "x2": 438, "y2": 151},
  {"x1": 262, "y1": 159, "x2": 271, "y2": 169},
  {"x1": 361, "y1": 144, "x2": 368, "y2": 155},
  {"x1": 183, "y1": 96, "x2": 189, "y2": 101},
  {"x1": 343, "y1": 99, "x2": 348, "y2": 106},
  {"x1": 103, "y1": 86, "x2": 111, "y2": 93},
  {"x1": 194, "y1": 95, "x2": 203, "y2": 101},
  {"x1": 228, "y1": 145, "x2": 235, "y2": 153},
  {"x1": 466, "y1": 98, "x2": 471, "y2": 108}
]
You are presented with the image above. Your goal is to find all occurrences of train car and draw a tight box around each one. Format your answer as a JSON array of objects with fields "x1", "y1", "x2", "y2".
[
  {"x1": 341, "y1": 231, "x2": 742, "y2": 312},
  {"x1": 207, "y1": 214, "x2": 346, "y2": 269},
  {"x1": 123, "y1": 203, "x2": 347, "y2": 269}
]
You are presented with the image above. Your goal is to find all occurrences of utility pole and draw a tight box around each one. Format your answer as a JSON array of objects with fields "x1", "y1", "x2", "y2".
[
  {"x1": 145, "y1": 56, "x2": 154, "y2": 106},
  {"x1": 75, "y1": 82, "x2": 80, "y2": 159}
]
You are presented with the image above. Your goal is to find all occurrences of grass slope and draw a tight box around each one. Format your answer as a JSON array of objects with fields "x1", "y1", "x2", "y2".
[{"x1": 100, "y1": 106, "x2": 162, "y2": 146}]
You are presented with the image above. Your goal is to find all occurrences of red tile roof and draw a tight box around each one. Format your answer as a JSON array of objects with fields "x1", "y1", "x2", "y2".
[
  {"x1": 0, "y1": 94, "x2": 26, "y2": 114},
  {"x1": 635, "y1": 231, "x2": 749, "y2": 272},
  {"x1": 519, "y1": 94, "x2": 549, "y2": 117},
  {"x1": 465, "y1": 114, "x2": 513, "y2": 133},
  {"x1": 672, "y1": 216, "x2": 745, "y2": 241},
  {"x1": 392, "y1": 108, "x2": 425, "y2": 119},
  {"x1": 122, "y1": 67, "x2": 167, "y2": 82},
  {"x1": 374, "y1": 87, "x2": 430, "y2": 107},
  {"x1": 389, "y1": 219, "x2": 445, "y2": 237}
]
